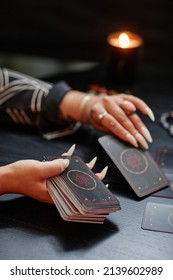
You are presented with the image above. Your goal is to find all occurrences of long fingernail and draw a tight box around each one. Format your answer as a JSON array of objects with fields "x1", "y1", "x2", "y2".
[
  {"x1": 100, "y1": 166, "x2": 108, "y2": 180},
  {"x1": 141, "y1": 127, "x2": 153, "y2": 143},
  {"x1": 146, "y1": 107, "x2": 155, "y2": 121},
  {"x1": 126, "y1": 133, "x2": 138, "y2": 148},
  {"x1": 136, "y1": 133, "x2": 149, "y2": 149},
  {"x1": 63, "y1": 159, "x2": 70, "y2": 168},
  {"x1": 62, "y1": 144, "x2": 76, "y2": 156},
  {"x1": 88, "y1": 156, "x2": 97, "y2": 169}
]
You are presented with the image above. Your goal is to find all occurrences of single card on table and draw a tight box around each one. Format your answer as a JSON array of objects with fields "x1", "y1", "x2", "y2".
[
  {"x1": 141, "y1": 202, "x2": 173, "y2": 234},
  {"x1": 45, "y1": 155, "x2": 120, "y2": 224},
  {"x1": 155, "y1": 147, "x2": 173, "y2": 171},
  {"x1": 152, "y1": 173, "x2": 173, "y2": 198},
  {"x1": 152, "y1": 147, "x2": 173, "y2": 198},
  {"x1": 98, "y1": 135, "x2": 169, "y2": 197}
]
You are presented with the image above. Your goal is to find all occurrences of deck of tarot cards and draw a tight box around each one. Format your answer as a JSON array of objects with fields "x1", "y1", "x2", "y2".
[{"x1": 46, "y1": 155, "x2": 120, "y2": 224}]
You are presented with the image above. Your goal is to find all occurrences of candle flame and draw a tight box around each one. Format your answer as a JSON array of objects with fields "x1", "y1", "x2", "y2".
[{"x1": 119, "y1": 33, "x2": 130, "y2": 48}]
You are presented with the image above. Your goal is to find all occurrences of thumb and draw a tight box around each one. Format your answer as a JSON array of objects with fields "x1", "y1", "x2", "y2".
[{"x1": 41, "y1": 158, "x2": 69, "y2": 178}]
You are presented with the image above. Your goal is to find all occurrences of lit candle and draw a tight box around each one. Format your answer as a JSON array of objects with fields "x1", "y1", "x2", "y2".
[{"x1": 107, "y1": 31, "x2": 143, "y2": 86}]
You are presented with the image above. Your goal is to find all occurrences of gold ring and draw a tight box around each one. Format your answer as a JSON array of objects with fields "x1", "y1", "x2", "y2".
[{"x1": 98, "y1": 112, "x2": 108, "y2": 122}]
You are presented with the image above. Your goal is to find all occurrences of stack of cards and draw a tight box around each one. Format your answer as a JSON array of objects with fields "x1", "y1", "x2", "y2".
[{"x1": 46, "y1": 155, "x2": 120, "y2": 224}]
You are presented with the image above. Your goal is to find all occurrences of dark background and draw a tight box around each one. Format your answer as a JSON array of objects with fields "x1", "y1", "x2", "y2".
[
  {"x1": 0, "y1": 1, "x2": 172, "y2": 62},
  {"x1": 0, "y1": 0, "x2": 173, "y2": 260}
]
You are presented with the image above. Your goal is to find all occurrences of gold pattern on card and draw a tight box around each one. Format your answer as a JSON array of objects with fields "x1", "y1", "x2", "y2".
[
  {"x1": 67, "y1": 170, "x2": 96, "y2": 190},
  {"x1": 120, "y1": 148, "x2": 148, "y2": 174}
]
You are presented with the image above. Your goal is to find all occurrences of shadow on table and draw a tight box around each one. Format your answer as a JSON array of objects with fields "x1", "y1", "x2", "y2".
[{"x1": 0, "y1": 195, "x2": 119, "y2": 251}]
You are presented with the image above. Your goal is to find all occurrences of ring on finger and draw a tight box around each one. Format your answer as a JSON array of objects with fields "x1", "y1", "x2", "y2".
[{"x1": 98, "y1": 111, "x2": 108, "y2": 122}]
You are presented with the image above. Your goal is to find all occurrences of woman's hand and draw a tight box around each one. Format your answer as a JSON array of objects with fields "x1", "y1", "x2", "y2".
[
  {"x1": 60, "y1": 91, "x2": 155, "y2": 149},
  {"x1": 0, "y1": 158, "x2": 69, "y2": 203},
  {"x1": 87, "y1": 93, "x2": 154, "y2": 149},
  {"x1": 0, "y1": 145, "x2": 109, "y2": 203}
]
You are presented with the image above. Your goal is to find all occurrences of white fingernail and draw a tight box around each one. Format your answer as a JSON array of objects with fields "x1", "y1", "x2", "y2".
[
  {"x1": 88, "y1": 156, "x2": 97, "y2": 169},
  {"x1": 63, "y1": 159, "x2": 70, "y2": 168},
  {"x1": 100, "y1": 166, "x2": 108, "y2": 180},
  {"x1": 62, "y1": 144, "x2": 76, "y2": 156},
  {"x1": 141, "y1": 127, "x2": 153, "y2": 143},
  {"x1": 136, "y1": 133, "x2": 149, "y2": 150},
  {"x1": 126, "y1": 133, "x2": 138, "y2": 148},
  {"x1": 146, "y1": 107, "x2": 155, "y2": 121}
]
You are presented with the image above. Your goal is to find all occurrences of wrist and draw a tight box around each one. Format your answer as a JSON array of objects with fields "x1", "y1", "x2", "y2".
[
  {"x1": 80, "y1": 93, "x2": 106, "y2": 124},
  {"x1": 59, "y1": 90, "x2": 105, "y2": 125},
  {"x1": 0, "y1": 163, "x2": 22, "y2": 195},
  {"x1": 0, "y1": 165, "x2": 13, "y2": 195},
  {"x1": 79, "y1": 94, "x2": 99, "y2": 123},
  {"x1": 59, "y1": 91, "x2": 95, "y2": 123}
]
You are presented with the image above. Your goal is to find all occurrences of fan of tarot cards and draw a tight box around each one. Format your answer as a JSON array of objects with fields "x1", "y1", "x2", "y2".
[{"x1": 45, "y1": 145, "x2": 120, "y2": 224}]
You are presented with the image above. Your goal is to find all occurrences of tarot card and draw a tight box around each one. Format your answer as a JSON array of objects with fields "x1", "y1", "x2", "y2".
[
  {"x1": 98, "y1": 135, "x2": 169, "y2": 197},
  {"x1": 152, "y1": 173, "x2": 173, "y2": 198},
  {"x1": 155, "y1": 147, "x2": 173, "y2": 171},
  {"x1": 141, "y1": 202, "x2": 173, "y2": 234},
  {"x1": 153, "y1": 148, "x2": 173, "y2": 198}
]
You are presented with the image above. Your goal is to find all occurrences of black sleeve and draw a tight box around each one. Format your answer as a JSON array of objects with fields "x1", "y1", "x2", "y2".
[{"x1": 0, "y1": 68, "x2": 80, "y2": 139}]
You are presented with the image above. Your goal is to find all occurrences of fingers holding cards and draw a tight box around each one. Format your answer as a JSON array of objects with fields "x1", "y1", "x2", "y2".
[
  {"x1": 87, "y1": 156, "x2": 97, "y2": 169},
  {"x1": 45, "y1": 154, "x2": 120, "y2": 224},
  {"x1": 86, "y1": 157, "x2": 108, "y2": 181},
  {"x1": 62, "y1": 145, "x2": 108, "y2": 182}
]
